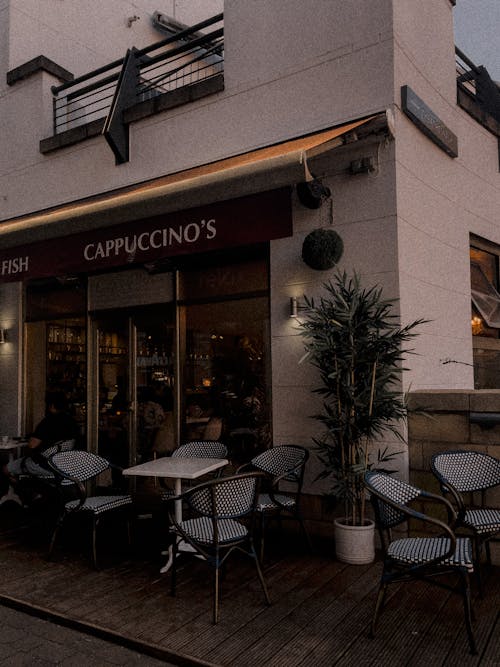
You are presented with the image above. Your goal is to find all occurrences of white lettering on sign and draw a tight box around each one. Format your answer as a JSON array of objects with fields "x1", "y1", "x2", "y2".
[
  {"x1": 1, "y1": 256, "x2": 29, "y2": 276},
  {"x1": 83, "y1": 219, "x2": 217, "y2": 262}
]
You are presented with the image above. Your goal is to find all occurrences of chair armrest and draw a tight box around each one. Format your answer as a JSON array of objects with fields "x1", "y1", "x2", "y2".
[
  {"x1": 235, "y1": 462, "x2": 255, "y2": 474},
  {"x1": 370, "y1": 486, "x2": 459, "y2": 566},
  {"x1": 270, "y1": 465, "x2": 302, "y2": 487},
  {"x1": 46, "y1": 457, "x2": 86, "y2": 501},
  {"x1": 435, "y1": 479, "x2": 467, "y2": 526}
]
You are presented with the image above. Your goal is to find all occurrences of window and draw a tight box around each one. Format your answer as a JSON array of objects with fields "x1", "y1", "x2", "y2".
[
  {"x1": 470, "y1": 246, "x2": 500, "y2": 337},
  {"x1": 178, "y1": 254, "x2": 271, "y2": 462},
  {"x1": 470, "y1": 242, "x2": 500, "y2": 388}
]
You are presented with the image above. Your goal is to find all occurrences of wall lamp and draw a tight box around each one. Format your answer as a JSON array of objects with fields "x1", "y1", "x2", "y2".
[
  {"x1": 290, "y1": 296, "x2": 308, "y2": 318},
  {"x1": 0, "y1": 328, "x2": 6, "y2": 344}
]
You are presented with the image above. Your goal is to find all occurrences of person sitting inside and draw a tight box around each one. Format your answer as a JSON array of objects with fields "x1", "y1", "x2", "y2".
[{"x1": 2, "y1": 390, "x2": 78, "y2": 483}]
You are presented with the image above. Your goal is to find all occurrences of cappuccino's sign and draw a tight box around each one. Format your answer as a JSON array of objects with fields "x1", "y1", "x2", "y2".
[
  {"x1": 0, "y1": 188, "x2": 291, "y2": 283},
  {"x1": 82, "y1": 217, "x2": 217, "y2": 263}
]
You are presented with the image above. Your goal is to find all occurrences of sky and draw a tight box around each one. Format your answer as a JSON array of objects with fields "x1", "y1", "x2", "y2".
[{"x1": 454, "y1": 0, "x2": 500, "y2": 81}]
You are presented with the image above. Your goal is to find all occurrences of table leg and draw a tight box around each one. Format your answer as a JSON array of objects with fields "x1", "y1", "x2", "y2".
[
  {"x1": 160, "y1": 477, "x2": 182, "y2": 574},
  {"x1": 0, "y1": 450, "x2": 23, "y2": 507}
]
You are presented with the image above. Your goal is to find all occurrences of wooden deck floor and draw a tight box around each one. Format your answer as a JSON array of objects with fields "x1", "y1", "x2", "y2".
[{"x1": 0, "y1": 505, "x2": 498, "y2": 667}]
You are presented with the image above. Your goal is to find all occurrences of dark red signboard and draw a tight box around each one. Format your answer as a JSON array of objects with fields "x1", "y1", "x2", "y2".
[{"x1": 0, "y1": 188, "x2": 292, "y2": 283}]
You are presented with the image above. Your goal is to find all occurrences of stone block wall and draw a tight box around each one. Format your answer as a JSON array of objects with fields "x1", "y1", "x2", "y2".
[{"x1": 408, "y1": 389, "x2": 500, "y2": 564}]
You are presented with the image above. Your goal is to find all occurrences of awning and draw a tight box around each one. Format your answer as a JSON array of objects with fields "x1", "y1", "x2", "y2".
[
  {"x1": 0, "y1": 188, "x2": 294, "y2": 283},
  {"x1": 0, "y1": 114, "x2": 385, "y2": 249}
]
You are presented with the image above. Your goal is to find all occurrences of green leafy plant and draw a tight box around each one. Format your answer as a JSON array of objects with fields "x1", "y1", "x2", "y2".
[{"x1": 298, "y1": 271, "x2": 426, "y2": 525}]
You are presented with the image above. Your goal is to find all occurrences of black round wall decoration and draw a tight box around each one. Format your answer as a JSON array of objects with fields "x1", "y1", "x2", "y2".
[{"x1": 301, "y1": 228, "x2": 344, "y2": 270}]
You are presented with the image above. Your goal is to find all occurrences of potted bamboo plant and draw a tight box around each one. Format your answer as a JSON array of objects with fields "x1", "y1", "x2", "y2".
[{"x1": 298, "y1": 271, "x2": 425, "y2": 563}]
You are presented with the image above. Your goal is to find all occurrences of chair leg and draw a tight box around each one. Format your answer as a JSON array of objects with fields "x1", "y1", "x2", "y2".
[
  {"x1": 259, "y1": 513, "x2": 266, "y2": 563},
  {"x1": 485, "y1": 538, "x2": 492, "y2": 566},
  {"x1": 459, "y1": 570, "x2": 477, "y2": 655},
  {"x1": 474, "y1": 534, "x2": 484, "y2": 598},
  {"x1": 48, "y1": 514, "x2": 64, "y2": 560},
  {"x1": 213, "y1": 566, "x2": 220, "y2": 624},
  {"x1": 170, "y1": 540, "x2": 178, "y2": 597},
  {"x1": 370, "y1": 580, "x2": 388, "y2": 638},
  {"x1": 92, "y1": 516, "x2": 99, "y2": 569},
  {"x1": 126, "y1": 511, "x2": 132, "y2": 550},
  {"x1": 251, "y1": 541, "x2": 271, "y2": 606},
  {"x1": 297, "y1": 513, "x2": 313, "y2": 553}
]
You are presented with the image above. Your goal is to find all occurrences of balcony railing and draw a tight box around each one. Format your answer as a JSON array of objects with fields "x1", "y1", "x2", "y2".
[
  {"x1": 50, "y1": 13, "x2": 223, "y2": 136},
  {"x1": 456, "y1": 46, "x2": 500, "y2": 130}
]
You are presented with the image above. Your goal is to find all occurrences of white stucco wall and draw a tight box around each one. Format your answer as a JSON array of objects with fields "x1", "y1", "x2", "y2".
[
  {"x1": 0, "y1": 1, "x2": 9, "y2": 95},
  {"x1": 7, "y1": 0, "x2": 223, "y2": 75},
  {"x1": 393, "y1": 0, "x2": 500, "y2": 391},
  {"x1": 0, "y1": 0, "x2": 394, "y2": 223},
  {"x1": 271, "y1": 137, "x2": 400, "y2": 490}
]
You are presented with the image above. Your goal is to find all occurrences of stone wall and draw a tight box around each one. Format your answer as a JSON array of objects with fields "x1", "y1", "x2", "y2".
[{"x1": 408, "y1": 389, "x2": 500, "y2": 564}]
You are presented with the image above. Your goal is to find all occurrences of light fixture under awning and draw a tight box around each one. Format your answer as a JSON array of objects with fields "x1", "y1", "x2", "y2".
[
  {"x1": 0, "y1": 114, "x2": 383, "y2": 249},
  {"x1": 471, "y1": 262, "x2": 500, "y2": 328}
]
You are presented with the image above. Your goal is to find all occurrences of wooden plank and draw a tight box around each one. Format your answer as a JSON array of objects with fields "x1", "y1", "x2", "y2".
[
  {"x1": 480, "y1": 610, "x2": 500, "y2": 667},
  {"x1": 185, "y1": 555, "x2": 343, "y2": 662},
  {"x1": 330, "y1": 582, "x2": 451, "y2": 667},
  {"x1": 150, "y1": 554, "x2": 320, "y2": 649},
  {"x1": 440, "y1": 571, "x2": 500, "y2": 666},
  {"x1": 0, "y1": 518, "x2": 498, "y2": 667},
  {"x1": 253, "y1": 562, "x2": 382, "y2": 667}
]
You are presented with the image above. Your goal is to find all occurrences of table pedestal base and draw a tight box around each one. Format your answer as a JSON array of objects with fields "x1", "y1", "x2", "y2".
[{"x1": 0, "y1": 485, "x2": 23, "y2": 506}]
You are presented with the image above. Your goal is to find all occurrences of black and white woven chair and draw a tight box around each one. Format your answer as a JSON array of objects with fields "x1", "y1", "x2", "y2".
[
  {"x1": 238, "y1": 445, "x2": 311, "y2": 560},
  {"x1": 17, "y1": 439, "x2": 77, "y2": 511},
  {"x1": 167, "y1": 472, "x2": 271, "y2": 623},
  {"x1": 365, "y1": 470, "x2": 477, "y2": 655},
  {"x1": 160, "y1": 440, "x2": 228, "y2": 501},
  {"x1": 48, "y1": 450, "x2": 132, "y2": 568},
  {"x1": 431, "y1": 450, "x2": 500, "y2": 596},
  {"x1": 21, "y1": 438, "x2": 76, "y2": 482}
]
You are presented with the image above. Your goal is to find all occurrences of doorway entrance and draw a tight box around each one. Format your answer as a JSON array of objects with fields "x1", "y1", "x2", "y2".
[{"x1": 93, "y1": 305, "x2": 176, "y2": 478}]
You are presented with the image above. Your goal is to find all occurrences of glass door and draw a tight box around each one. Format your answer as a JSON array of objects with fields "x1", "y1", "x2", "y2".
[
  {"x1": 92, "y1": 305, "x2": 176, "y2": 485},
  {"x1": 95, "y1": 315, "x2": 131, "y2": 486},
  {"x1": 134, "y1": 305, "x2": 176, "y2": 462}
]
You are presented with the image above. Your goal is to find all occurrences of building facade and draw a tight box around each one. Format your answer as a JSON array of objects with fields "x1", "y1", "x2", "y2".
[{"x1": 1, "y1": 0, "x2": 499, "y2": 515}]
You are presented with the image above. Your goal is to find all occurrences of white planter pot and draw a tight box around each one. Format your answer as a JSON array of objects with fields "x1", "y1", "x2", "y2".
[{"x1": 334, "y1": 517, "x2": 375, "y2": 565}]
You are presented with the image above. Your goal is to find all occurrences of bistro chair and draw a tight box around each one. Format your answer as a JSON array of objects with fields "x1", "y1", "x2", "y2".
[
  {"x1": 47, "y1": 450, "x2": 133, "y2": 568},
  {"x1": 431, "y1": 450, "x2": 500, "y2": 596},
  {"x1": 21, "y1": 438, "x2": 76, "y2": 481},
  {"x1": 160, "y1": 440, "x2": 228, "y2": 501},
  {"x1": 364, "y1": 470, "x2": 477, "y2": 655},
  {"x1": 17, "y1": 439, "x2": 77, "y2": 510},
  {"x1": 238, "y1": 444, "x2": 311, "y2": 561},
  {"x1": 167, "y1": 472, "x2": 271, "y2": 623}
]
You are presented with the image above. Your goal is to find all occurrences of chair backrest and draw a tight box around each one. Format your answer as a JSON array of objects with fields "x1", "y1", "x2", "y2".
[
  {"x1": 172, "y1": 440, "x2": 227, "y2": 459},
  {"x1": 365, "y1": 470, "x2": 422, "y2": 530},
  {"x1": 49, "y1": 450, "x2": 110, "y2": 483},
  {"x1": 431, "y1": 450, "x2": 500, "y2": 493},
  {"x1": 203, "y1": 416, "x2": 223, "y2": 441},
  {"x1": 250, "y1": 445, "x2": 308, "y2": 485},
  {"x1": 42, "y1": 439, "x2": 76, "y2": 460},
  {"x1": 185, "y1": 472, "x2": 262, "y2": 519}
]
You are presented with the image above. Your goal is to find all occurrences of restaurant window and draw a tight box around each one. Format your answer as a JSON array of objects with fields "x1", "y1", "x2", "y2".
[
  {"x1": 25, "y1": 277, "x2": 87, "y2": 441},
  {"x1": 178, "y1": 252, "x2": 271, "y2": 462},
  {"x1": 470, "y1": 243, "x2": 500, "y2": 388}
]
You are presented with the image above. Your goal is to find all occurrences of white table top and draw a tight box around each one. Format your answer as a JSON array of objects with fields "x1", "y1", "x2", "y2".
[
  {"x1": 122, "y1": 456, "x2": 228, "y2": 480},
  {"x1": 0, "y1": 438, "x2": 27, "y2": 451}
]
